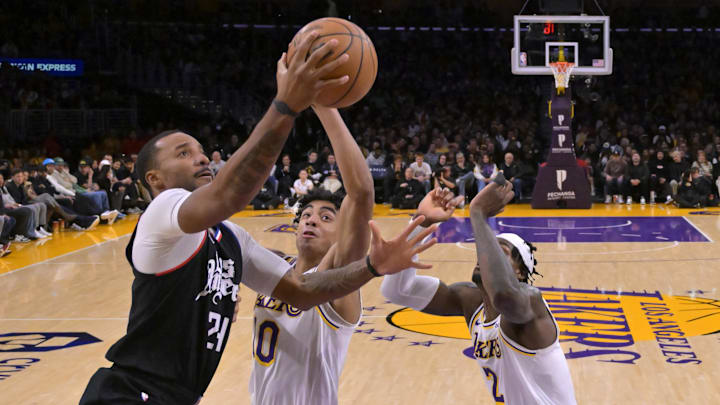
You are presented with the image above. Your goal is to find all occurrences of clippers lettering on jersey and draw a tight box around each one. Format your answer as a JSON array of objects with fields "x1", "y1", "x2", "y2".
[
  {"x1": 195, "y1": 251, "x2": 239, "y2": 304},
  {"x1": 255, "y1": 295, "x2": 302, "y2": 317}
]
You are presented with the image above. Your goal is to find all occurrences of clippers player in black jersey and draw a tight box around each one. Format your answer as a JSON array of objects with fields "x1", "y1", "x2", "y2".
[{"x1": 79, "y1": 32, "x2": 438, "y2": 405}]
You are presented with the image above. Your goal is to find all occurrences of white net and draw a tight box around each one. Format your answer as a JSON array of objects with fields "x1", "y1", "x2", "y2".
[{"x1": 549, "y1": 62, "x2": 575, "y2": 90}]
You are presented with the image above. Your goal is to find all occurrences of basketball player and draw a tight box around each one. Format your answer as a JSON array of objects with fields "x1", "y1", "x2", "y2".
[
  {"x1": 80, "y1": 34, "x2": 438, "y2": 405},
  {"x1": 381, "y1": 182, "x2": 577, "y2": 404},
  {"x1": 250, "y1": 104, "x2": 373, "y2": 404}
]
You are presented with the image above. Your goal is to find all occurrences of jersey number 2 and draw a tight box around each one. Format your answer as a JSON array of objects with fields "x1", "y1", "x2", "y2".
[
  {"x1": 207, "y1": 311, "x2": 230, "y2": 352},
  {"x1": 483, "y1": 367, "x2": 505, "y2": 404},
  {"x1": 255, "y1": 320, "x2": 280, "y2": 366}
]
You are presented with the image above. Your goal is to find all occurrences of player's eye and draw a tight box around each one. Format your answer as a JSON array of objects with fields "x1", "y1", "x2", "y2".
[{"x1": 178, "y1": 151, "x2": 189, "y2": 157}]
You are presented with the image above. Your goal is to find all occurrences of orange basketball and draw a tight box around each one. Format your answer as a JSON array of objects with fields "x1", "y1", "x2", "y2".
[{"x1": 287, "y1": 17, "x2": 377, "y2": 109}]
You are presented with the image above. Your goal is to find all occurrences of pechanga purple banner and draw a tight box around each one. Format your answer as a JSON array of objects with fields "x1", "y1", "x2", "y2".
[{"x1": 532, "y1": 89, "x2": 591, "y2": 208}]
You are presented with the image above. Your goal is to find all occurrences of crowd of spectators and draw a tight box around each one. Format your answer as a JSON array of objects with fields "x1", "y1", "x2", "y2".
[{"x1": 3, "y1": 3, "x2": 720, "y2": 257}]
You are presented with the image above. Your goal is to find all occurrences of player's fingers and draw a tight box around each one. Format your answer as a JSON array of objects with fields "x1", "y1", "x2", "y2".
[
  {"x1": 294, "y1": 30, "x2": 320, "y2": 69},
  {"x1": 315, "y1": 75, "x2": 349, "y2": 90},
  {"x1": 369, "y1": 220, "x2": 383, "y2": 245},
  {"x1": 400, "y1": 215, "x2": 425, "y2": 241},
  {"x1": 277, "y1": 52, "x2": 288, "y2": 73},
  {"x1": 314, "y1": 53, "x2": 349, "y2": 77},
  {"x1": 305, "y1": 38, "x2": 338, "y2": 68},
  {"x1": 410, "y1": 223, "x2": 437, "y2": 246},
  {"x1": 412, "y1": 237, "x2": 437, "y2": 255},
  {"x1": 448, "y1": 195, "x2": 464, "y2": 209},
  {"x1": 411, "y1": 260, "x2": 433, "y2": 270}
]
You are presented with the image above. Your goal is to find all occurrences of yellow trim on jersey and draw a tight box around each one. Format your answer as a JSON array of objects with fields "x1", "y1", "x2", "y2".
[
  {"x1": 316, "y1": 306, "x2": 339, "y2": 331},
  {"x1": 499, "y1": 332, "x2": 536, "y2": 357}
]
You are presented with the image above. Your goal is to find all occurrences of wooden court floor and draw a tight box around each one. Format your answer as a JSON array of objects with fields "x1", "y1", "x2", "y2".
[{"x1": 1, "y1": 204, "x2": 719, "y2": 404}]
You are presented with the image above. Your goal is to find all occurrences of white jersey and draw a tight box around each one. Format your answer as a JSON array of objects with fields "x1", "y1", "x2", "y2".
[
  {"x1": 468, "y1": 300, "x2": 577, "y2": 405},
  {"x1": 250, "y1": 266, "x2": 360, "y2": 405}
]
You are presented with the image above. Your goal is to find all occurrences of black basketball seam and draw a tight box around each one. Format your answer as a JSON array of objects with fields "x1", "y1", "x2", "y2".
[
  {"x1": 327, "y1": 20, "x2": 364, "y2": 107},
  {"x1": 303, "y1": 20, "x2": 357, "y2": 62}
]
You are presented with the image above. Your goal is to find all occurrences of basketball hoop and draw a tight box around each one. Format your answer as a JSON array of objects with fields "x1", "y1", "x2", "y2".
[{"x1": 549, "y1": 61, "x2": 575, "y2": 94}]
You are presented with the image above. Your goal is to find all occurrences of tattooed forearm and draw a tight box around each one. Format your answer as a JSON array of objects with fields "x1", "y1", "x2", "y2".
[
  {"x1": 292, "y1": 258, "x2": 374, "y2": 310},
  {"x1": 215, "y1": 106, "x2": 295, "y2": 209}
]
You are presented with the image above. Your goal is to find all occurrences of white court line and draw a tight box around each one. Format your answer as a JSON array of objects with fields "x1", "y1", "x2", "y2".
[
  {"x1": 681, "y1": 216, "x2": 714, "y2": 242},
  {"x1": 578, "y1": 232, "x2": 602, "y2": 235},
  {"x1": 0, "y1": 234, "x2": 132, "y2": 278},
  {"x1": 656, "y1": 236, "x2": 669, "y2": 241},
  {"x1": 455, "y1": 241, "x2": 680, "y2": 255},
  {"x1": 497, "y1": 219, "x2": 632, "y2": 230},
  {"x1": 533, "y1": 232, "x2": 556, "y2": 236},
  {"x1": 620, "y1": 234, "x2": 641, "y2": 237}
]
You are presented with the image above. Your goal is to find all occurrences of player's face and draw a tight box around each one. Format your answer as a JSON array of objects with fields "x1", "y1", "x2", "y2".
[
  {"x1": 296, "y1": 201, "x2": 338, "y2": 256},
  {"x1": 149, "y1": 132, "x2": 212, "y2": 193}
]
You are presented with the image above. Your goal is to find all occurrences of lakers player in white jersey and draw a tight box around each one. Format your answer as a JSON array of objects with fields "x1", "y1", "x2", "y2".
[
  {"x1": 250, "y1": 104, "x2": 386, "y2": 404},
  {"x1": 381, "y1": 181, "x2": 577, "y2": 404}
]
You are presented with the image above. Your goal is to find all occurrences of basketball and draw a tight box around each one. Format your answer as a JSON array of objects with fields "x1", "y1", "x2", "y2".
[{"x1": 287, "y1": 17, "x2": 377, "y2": 108}]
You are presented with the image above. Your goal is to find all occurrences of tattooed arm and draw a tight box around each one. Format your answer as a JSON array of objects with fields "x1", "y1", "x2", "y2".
[{"x1": 177, "y1": 33, "x2": 350, "y2": 233}]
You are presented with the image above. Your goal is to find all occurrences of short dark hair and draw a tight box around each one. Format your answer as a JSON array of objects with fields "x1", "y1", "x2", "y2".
[
  {"x1": 10, "y1": 168, "x2": 22, "y2": 176},
  {"x1": 293, "y1": 189, "x2": 345, "y2": 224},
  {"x1": 136, "y1": 129, "x2": 182, "y2": 195}
]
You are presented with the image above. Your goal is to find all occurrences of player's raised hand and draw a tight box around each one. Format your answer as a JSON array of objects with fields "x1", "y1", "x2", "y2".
[
  {"x1": 275, "y1": 32, "x2": 350, "y2": 114},
  {"x1": 469, "y1": 173, "x2": 515, "y2": 218},
  {"x1": 416, "y1": 187, "x2": 464, "y2": 227},
  {"x1": 368, "y1": 215, "x2": 437, "y2": 275}
]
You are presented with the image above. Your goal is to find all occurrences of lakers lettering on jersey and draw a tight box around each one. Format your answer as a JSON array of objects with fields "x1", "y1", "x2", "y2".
[
  {"x1": 467, "y1": 301, "x2": 577, "y2": 405},
  {"x1": 250, "y1": 267, "x2": 360, "y2": 405}
]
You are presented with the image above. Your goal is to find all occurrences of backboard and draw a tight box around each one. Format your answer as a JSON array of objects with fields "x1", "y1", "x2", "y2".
[{"x1": 511, "y1": 15, "x2": 612, "y2": 76}]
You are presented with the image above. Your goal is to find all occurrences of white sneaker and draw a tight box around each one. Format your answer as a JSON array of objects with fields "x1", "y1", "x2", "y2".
[
  {"x1": 37, "y1": 227, "x2": 52, "y2": 237},
  {"x1": 605, "y1": 195, "x2": 611, "y2": 204},
  {"x1": 71, "y1": 223, "x2": 84, "y2": 231},
  {"x1": 640, "y1": 197, "x2": 646, "y2": 205},
  {"x1": 626, "y1": 197, "x2": 632, "y2": 205},
  {"x1": 14, "y1": 235, "x2": 31, "y2": 243},
  {"x1": 101, "y1": 210, "x2": 119, "y2": 225},
  {"x1": 666, "y1": 195, "x2": 673, "y2": 204},
  {"x1": 617, "y1": 196, "x2": 624, "y2": 204}
]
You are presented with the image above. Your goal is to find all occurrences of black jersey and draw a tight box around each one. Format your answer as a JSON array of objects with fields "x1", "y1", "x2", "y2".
[{"x1": 106, "y1": 222, "x2": 242, "y2": 400}]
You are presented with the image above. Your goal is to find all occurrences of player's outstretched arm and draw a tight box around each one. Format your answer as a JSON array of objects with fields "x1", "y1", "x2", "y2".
[
  {"x1": 381, "y1": 188, "x2": 482, "y2": 320},
  {"x1": 313, "y1": 106, "x2": 374, "y2": 322},
  {"x1": 468, "y1": 180, "x2": 536, "y2": 324},
  {"x1": 272, "y1": 216, "x2": 437, "y2": 311},
  {"x1": 177, "y1": 34, "x2": 350, "y2": 233}
]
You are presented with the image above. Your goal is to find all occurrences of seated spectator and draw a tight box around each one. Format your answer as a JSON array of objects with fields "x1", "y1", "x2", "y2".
[
  {"x1": 691, "y1": 150, "x2": 713, "y2": 180},
  {"x1": 433, "y1": 154, "x2": 448, "y2": 173},
  {"x1": 453, "y1": 152, "x2": 475, "y2": 204},
  {"x1": 498, "y1": 152, "x2": 523, "y2": 202},
  {"x1": 1, "y1": 171, "x2": 50, "y2": 237},
  {"x1": 668, "y1": 150, "x2": 690, "y2": 197},
  {"x1": 293, "y1": 169, "x2": 314, "y2": 201},
  {"x1": 74, "y1": 159, "x2": 101, "y2": 192},
  {"x1": 115, "y1": 156, "x2": 145, "y2": 213},
  {"x1": 0, "y1": 214, "x2": 15, "y2": 256},
  {"x1": 432, "y1": 165, "x2": 456, "y2": 191},
  {"x1": 648, "y1": 150, "x2": 672, "y2": 203},
  {"x1": 383, "y1": 154, "x2": 406, "y2": 204},
  {"x1": 275, "y1": 154, "x2": 296, "y2": 201},
  {"x1": 251, "y1": 178, "x2": 282, "y2": 210},
  {"x1": 320, "y1": 154, "x2": 342, "y2": 193},
  {"x1": 208, "y1": 151, "x2": 226, "y2": 175},
  {"x1": 45, "y1": 158, "x2": 115, "y2": 220},
  {"x1": 366, "y1": 142, "x2": 385, "y2": 167},
  {"x1": 392, "y1": 167, "x2": 424, "y2": 209},
  {"x1": 625, "y1": 152, "x2": 649, "y2": 204},
  {"x1": 674, "y1": 169, "x2": 703, "y2": 208},
  {"x1": 298, "y1": 150, "x2": 322, "y2": 185},
  {"x1": 0, "y1": 173, "x2": 43, "y2": 240},
  {"x1": 603, "y1": 150, "x2": 628, "y2": 203},
  {"x1": 473, "y1": 152, "x2": 498, "y2": 194},
  {"x1": 409, "y1": 152, "x2": 432, "y2": 192}
]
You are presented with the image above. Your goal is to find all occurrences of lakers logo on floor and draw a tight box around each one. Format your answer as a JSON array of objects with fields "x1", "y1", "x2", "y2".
[{"x1": 387, "y1": 286, "x2": 719, "y2": 365}]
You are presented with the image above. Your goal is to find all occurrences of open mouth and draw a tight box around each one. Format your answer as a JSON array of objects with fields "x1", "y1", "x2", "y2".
[
  {"x1": 301, "y1": 230, "x2": 317, "y2": 239},
  {"x1": 196, "y1": 169, "x2": 213, "y2": 179}
]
